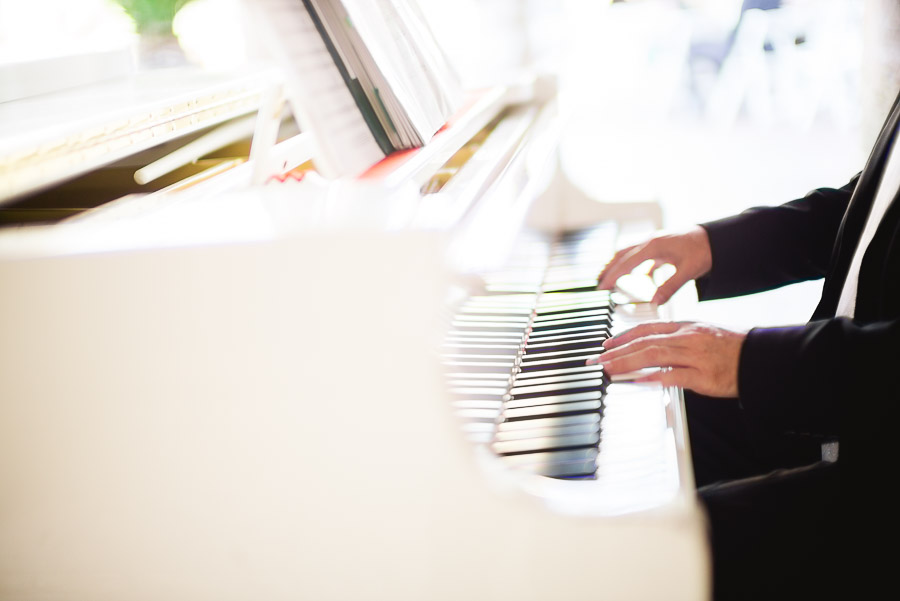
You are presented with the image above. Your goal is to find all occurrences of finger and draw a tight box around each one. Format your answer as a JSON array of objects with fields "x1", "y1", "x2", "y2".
[
  {"x1": 651, "y1": 272, "x2": 690, "y2": 306},
  {"x1": 600, "y1": 330, "x2": 695, "y2": 367},
  {"x1": 596, "y1": 246, "x2": 657, "y2": 290},
  {"x1": 597, "y1": 344, "x2": 689, "y2": 375},
  {"x1": 602, "y1": 321, "x2": 682, "y2": 350},
  {"x1": 633, "y1": 366, "x2": 700, "y2": 390},
  {"x1": 600, "y1": 333, "x2": 687, "y2": 365},
  {"x1": 596, "y1": 246, "x2": 636, "y2": 288}
]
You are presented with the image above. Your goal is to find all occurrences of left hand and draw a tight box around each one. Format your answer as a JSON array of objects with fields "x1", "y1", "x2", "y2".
[{"x1": 586, "y1": 322, "x2": 746, "y2": 398}]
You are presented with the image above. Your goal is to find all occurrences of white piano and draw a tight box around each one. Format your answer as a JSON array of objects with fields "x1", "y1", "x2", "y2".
[{"x1": 0, "y1": 58, "x2": 710, "y2": 600}]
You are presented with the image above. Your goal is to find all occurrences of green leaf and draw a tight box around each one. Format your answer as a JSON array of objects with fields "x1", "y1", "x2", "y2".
[{"x1": 110, "y1": 0, "x2": 197, "y2": 33}]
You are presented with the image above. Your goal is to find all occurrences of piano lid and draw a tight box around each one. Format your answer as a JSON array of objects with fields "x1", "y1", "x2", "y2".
[{"x1": 0, "y1": 67, "x2": 274, "y2": 206}]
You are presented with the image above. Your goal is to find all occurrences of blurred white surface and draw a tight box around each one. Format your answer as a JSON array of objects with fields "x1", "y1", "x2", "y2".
[
  {"x1": 0, "y1": 0, "x2": 869, "y2": 328},
  {"x1": 556, "y1": 0, "x2": 865, "y2": 330}
]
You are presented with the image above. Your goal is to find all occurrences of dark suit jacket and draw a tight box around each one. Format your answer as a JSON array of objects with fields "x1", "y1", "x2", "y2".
[{"x1": 696, "y1": 92, "x2": 900, "y2": 474}]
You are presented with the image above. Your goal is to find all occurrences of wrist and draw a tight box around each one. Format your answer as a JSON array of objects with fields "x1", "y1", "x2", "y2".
[{"x1": 687, "y1": 225, "x2": 713, "y2": 278}]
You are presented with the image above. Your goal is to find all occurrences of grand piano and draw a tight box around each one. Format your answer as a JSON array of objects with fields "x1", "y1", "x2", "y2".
[{"x1": 0, "y1": 12, "x2": 710, "y2": 600}]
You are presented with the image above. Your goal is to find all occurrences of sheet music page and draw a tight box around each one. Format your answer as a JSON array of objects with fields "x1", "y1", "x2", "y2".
[
  {"x1": 307, "y1": 0, "x2": 406, "y2": 150},
  {"x1": 391, "y1": 0, "x2": 462, "y2": 118},
  {"x1": 341, "y1": 0, "x2": 451, "y2": 143},
  {"x1": 247, "y1": 0, "x2": 384, "y2": 178}
]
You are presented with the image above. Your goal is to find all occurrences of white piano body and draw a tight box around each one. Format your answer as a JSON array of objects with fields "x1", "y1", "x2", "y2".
[{"x1": 0, "y1": 70, "x2": 709, "y2": 600}]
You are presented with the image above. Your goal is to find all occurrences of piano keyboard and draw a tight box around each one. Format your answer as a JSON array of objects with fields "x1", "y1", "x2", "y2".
[{"x1": 445, "y1": 222, "x2": 667, "y2": 481}]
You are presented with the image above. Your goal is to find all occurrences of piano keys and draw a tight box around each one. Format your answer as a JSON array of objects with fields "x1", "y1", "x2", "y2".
[{"x1": 444, "y1": 222, "x2": 680, "y2": 488}]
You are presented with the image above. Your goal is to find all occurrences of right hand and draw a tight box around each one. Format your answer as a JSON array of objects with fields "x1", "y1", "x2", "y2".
[{"x1": 597, "y1": 226, "x2": 713, "y2": 305}]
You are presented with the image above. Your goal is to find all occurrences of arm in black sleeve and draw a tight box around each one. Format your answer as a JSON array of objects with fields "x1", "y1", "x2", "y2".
[
  {"x1": 737, "y1": 316, "x2": 900, "y2": 451},
  {"x1": 695, "y1": 174, "x2": 860, "y2": 301}
]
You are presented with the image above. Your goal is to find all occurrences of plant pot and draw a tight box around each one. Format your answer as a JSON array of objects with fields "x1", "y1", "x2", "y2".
[{"x1": 136, "y1": 22, "x2": 188, "y2": 69}]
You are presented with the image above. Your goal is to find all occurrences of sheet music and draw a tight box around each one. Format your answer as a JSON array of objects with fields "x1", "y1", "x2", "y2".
[
  {"x1": 307, "y1": 0, "x2": 405, "y2": 150},
  {"x1": 391, "y1": 0, "x2": 461, "y2": 118},
  {"x1": 249, "y1": 0, "x2": 384, "y2": 177},
  {"x1": 341, "y1": 0, "x2": 445, "y2": 143}
]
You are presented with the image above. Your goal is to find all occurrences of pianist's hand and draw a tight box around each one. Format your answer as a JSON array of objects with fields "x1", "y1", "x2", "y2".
[
  {"x1": 597, "y1": 226, "x2": 712, "y2": 305},
  {"x1": 587, "y1": 321, "x2": 745, "y2": 397}
]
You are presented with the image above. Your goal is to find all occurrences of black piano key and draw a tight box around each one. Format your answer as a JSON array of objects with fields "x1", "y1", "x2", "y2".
[
  {"x1": 521, "y1": 348, "x2": 603, "y2": 362},
  {"x1": 527, "y1": 332, "x2": 607, "y2": 344},
  {"x1": 532, "y1": 309, "x2": 609, "y2": 322},
  {"x1": 527, "y1": 328, "x2": 609, "y2": 340},
  {"x1": 538, "y1": 293, "x2": 608, "y2": 304},
  {"x1": 511, "y1": 370, "x2": 604, "y2": 389},
  {"x1": 538, "y1": 301, "x2": 610, "y2": 314},
  {"x1": 531, "y1": 316, "x2": 610, "y2": 332},
  {"x1": 524, "y1": 337, "x2": 608, "y2": 353},
  {"x1": 532, "y1": 304, "x2": 609, "y2": 317},
  {"x1": 546, "y1": 271, "x2": 604, "y2": 282},
  {"x1": 530, "y1": 324, "x2": 607, "y2": 338},
  {"x1": 535, "y1": 307, "x2": 611, "y2": 322},
  {"x1": 505, "y1": 399, "x2": 602, "y2": 419},
  {"x1": 538, "y1": 291, "x2": 610, "y2": 305},
  {"x1": 500, "y1": 447, "x2": 598, "y2": 467},
  {"x1": 524, "y1": 335, "x2": 608, "y2": 350},
  {"x1": 561, "y1": 222, "x2": 617, "y2": 237},
  {"x1": 496, "y1": 412, "x2": 601, "y2": 432},
  {"x1": 509, "y1": 378, "x2": 605, "y2": 399},
  {"x1": 542, "y1": 281, "x2": 604, "y2": 293},
  {"x1": 505, "y1": 390, "x2": 601, "y2": 410},
  {"x1": 527, "y1": 327, "x2": 609, "y2": 340},
  {"x1": 528, "y1": 455, "x2": 597, "y2": 479},
  {"x1": 535, "y1": 461, "x2": 598, "y2": 478},
  {"x1": 493, "y1": 421, "x2": 600, "y2": 442},
  {"x1": 526, "y1": 324, "x2": 611, "y2": 340},
  {"x1": 501, "y1": 452, "x2": 598, "y2": 478},
  {"x1": 539, "y1": 293, "x2": 609, "y2": 303},
  {"x1": 514, "y1": 364, "x2": 605, "y2": 380},
  {"x1": 493, "y1": 432, "x2": 601, "y2": 455},
  {"x1": 518, "y1": 356, "x2": 593, "y2": 372}
]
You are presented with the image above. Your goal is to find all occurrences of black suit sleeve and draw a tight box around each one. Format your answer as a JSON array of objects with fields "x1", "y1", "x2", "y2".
[
  {"x1": 738, "y1": 317, "x2": 900, "y2": 453},
  {"x1": 694, "y1": 175, "x2": 860, "y2": 301},
  {"x1": 689, "y1": 173, "x2": 900, "y2": 449}
]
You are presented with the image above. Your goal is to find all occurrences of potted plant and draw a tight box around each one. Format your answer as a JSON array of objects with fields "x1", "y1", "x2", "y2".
[{"x1": 113, "y1": 0, "x2": 198, "y2": 67}]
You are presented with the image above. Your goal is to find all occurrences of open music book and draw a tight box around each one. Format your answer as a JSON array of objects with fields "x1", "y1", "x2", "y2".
[{"x1": 247, "y1": 0, "x2": 461, "y2": 178}]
